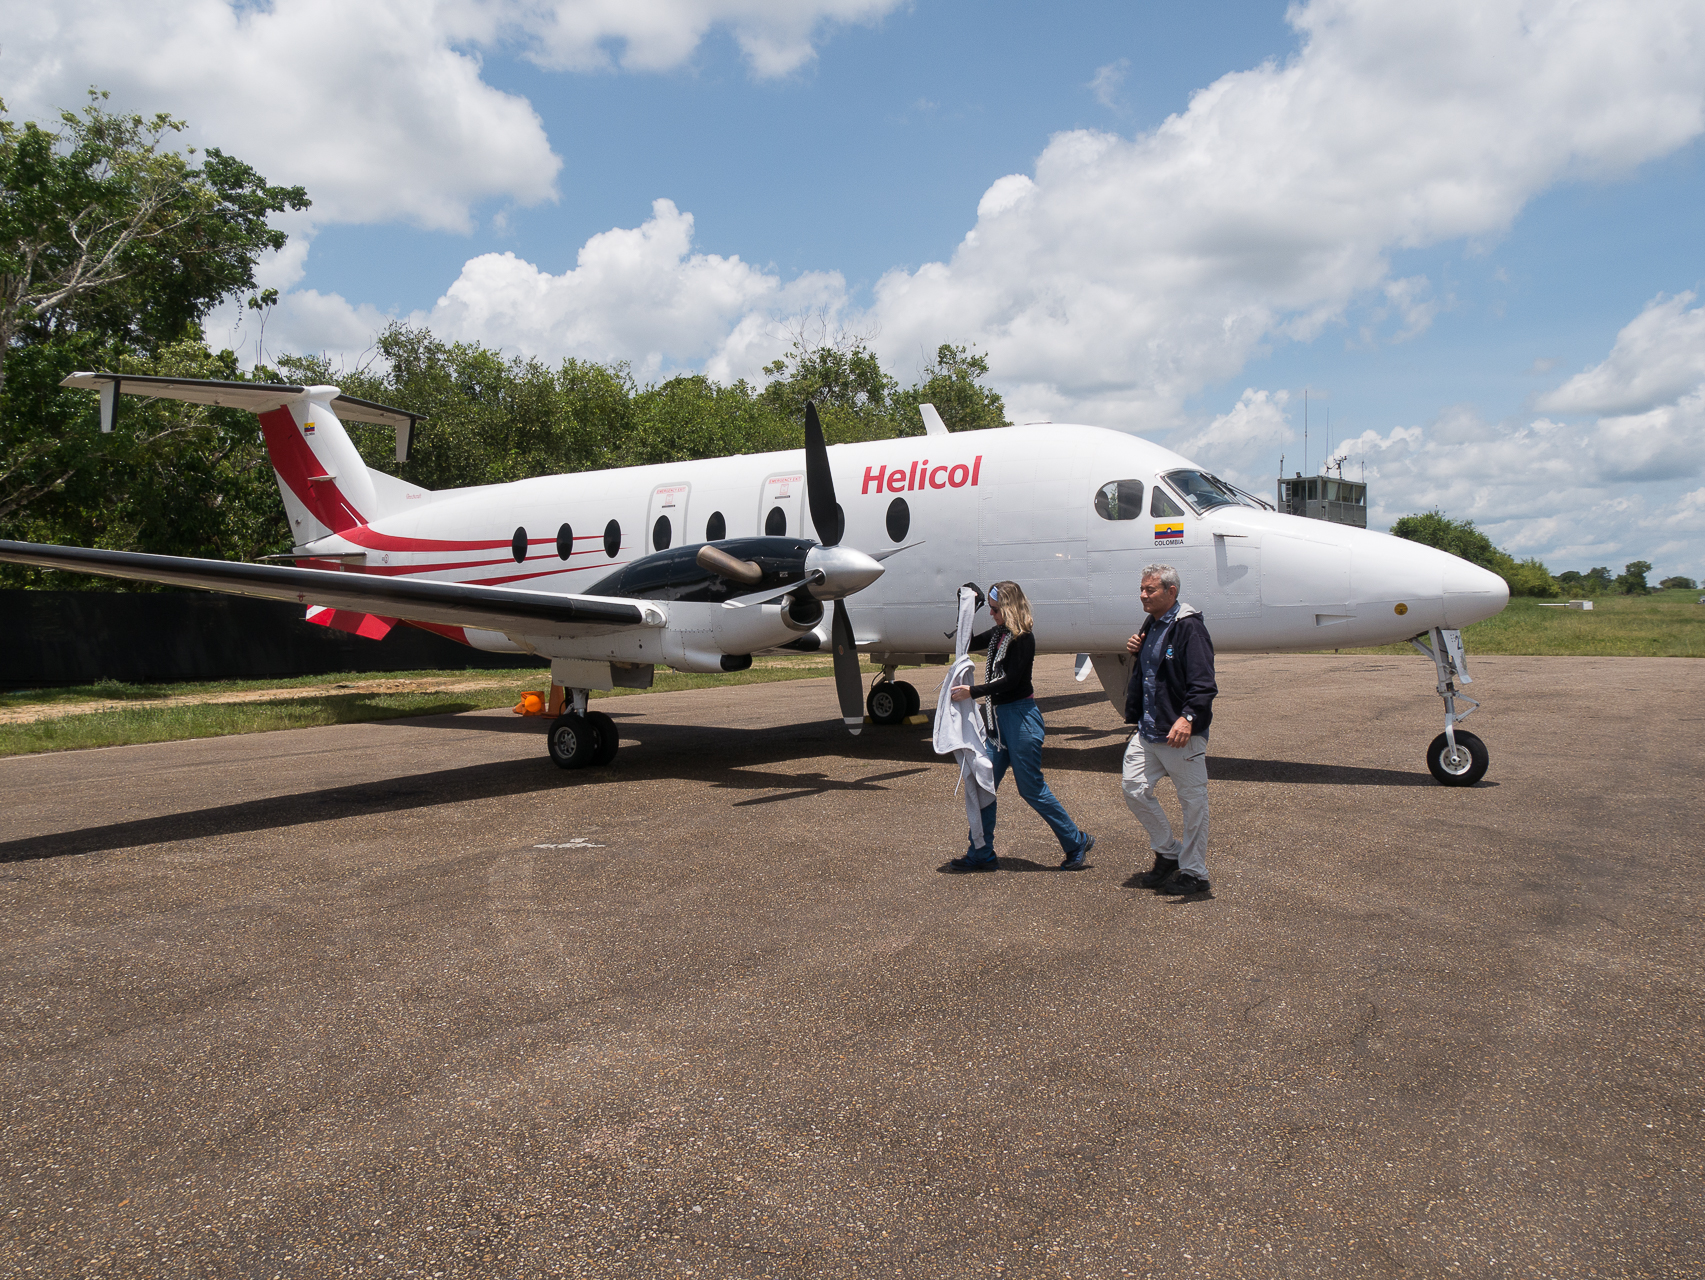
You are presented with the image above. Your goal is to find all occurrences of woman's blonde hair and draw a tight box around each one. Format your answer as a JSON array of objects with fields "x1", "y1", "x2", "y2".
[{"x1": 988, "y1": 580, "x2": 1034, "y2": 636}]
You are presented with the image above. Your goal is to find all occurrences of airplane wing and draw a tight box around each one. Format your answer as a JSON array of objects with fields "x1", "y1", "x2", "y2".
[{"x1": 0, "y1": 540, "x2": 656, "y2": 635}]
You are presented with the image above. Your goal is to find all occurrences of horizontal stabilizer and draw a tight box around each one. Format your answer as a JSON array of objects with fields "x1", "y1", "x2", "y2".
[
  {"x1": 60, "y1": 372, "x2": 425, "y2": 462},
  {"x1": 0, "y1": 539, "x2": 657, "y2": 636}
]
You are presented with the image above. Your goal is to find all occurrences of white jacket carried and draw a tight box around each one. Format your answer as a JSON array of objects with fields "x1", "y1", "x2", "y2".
[{"x1": 933, "y1": 586, "x2": 998, "y2": 850}]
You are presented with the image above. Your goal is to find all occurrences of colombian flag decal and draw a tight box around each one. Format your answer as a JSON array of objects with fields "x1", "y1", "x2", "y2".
[{"x1": 1154, "y1": 522, "x2": 1184, "y2": 543}]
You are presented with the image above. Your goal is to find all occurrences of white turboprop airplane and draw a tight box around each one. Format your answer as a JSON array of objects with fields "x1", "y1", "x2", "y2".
[{"x1": 0, "y1": 373, "x2": 1508, "y2": 784}]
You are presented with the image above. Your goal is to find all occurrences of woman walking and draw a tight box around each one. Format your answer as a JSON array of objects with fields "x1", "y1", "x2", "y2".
[{"x1": 947, "y1": 581, "x2": 1095, "y2": 872}]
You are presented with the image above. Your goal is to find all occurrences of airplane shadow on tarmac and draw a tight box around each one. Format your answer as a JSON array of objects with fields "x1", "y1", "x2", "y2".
[{"x1": 1, "y1": 699, "x2": 1436, "y2": 864}]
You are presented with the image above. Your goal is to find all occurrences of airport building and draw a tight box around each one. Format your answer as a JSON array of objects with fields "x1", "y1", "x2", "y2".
[{"x1": 1276, "y1": 473, "x2": 1368, "y2": 528}]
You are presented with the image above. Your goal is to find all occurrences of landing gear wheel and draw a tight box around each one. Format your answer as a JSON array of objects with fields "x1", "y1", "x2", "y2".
[
  {"x1": 547, "y1": 713, "x2": 594, "y2": 769},
  {"x1": 1427, "y1": 729, "x2": 1488, "y2": 787},
  {"x1": 867, "y1": 682, "x2": 907, "y2": 726},
  {"x1": 586, "y1": 710, "x2": 620, "y2": 766},
  {"x1": 895, "y1": 681, "x2": 920, "y2": 717}
]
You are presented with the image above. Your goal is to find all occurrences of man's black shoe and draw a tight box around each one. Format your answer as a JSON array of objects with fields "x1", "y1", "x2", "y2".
[
  {"x1": 1060, "y1": 832, "x2": 1095, "y2": 870},
  {"x1": 1137, "y1": 854, "x2": 1179, "y2": 888},
  {"x1": 944, "y1": 855, "x2": 999, "y2": 873},
  {"x1": 1154, "y1": 870, "x2": 1212, "y2": 898}
]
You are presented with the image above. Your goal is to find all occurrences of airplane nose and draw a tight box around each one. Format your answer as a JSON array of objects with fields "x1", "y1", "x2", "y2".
[
  {"x1": 1442, "y1": 557, "x2": 1509, "y2": 627},
  {"x1": 804, "y1": 545, "x2": 885, "y2": 599}
]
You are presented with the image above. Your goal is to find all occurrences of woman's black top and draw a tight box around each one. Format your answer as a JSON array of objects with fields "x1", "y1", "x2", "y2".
[{"x1": 968, "y1": 626, "x2": 1035, "y2": 705}]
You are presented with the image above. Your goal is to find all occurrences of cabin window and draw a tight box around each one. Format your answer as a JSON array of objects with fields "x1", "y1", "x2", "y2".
[
  {"x1": 705, "y1": 511, "x2": 726, "y2": 541},
  {"x1": 886, "y1": 497, "x2": 910, "y2": 542},
  {"x1": 652, "y1": 514, "x2": 672, "y2": 551},
  {"x1": 603, "y1": 519, "x2": 621, "y2": 558},
  {"x1": 1093, "y1": 480, "x2": 1145, "y2": 520},
  {"x1": 765, "y1": 505, "x2": 787, "y2": 536},
  {"x1": 1150, "y1": 486, "x2": 1184, "y2": 518},
  {"x1": 511, "y1": 527, "x2": 528, "y2": 563},
  {"x1": 1163, "y1": 469, "x2": 1251, "y2": 514},
  {"x1": 556, "y1": 523, "x2": 573, "y2": 560}
]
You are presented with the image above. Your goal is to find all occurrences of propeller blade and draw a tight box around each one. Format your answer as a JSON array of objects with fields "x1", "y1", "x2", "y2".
[
  {"x1": 803, "y1": 402, "x2": 844, "y2": 546},
  {"x1": 721, "y1": 569, "x2": 825, "y2": 608},
  {"x1": 831, "y1": 599, "x2": 864, "y2": 735}
]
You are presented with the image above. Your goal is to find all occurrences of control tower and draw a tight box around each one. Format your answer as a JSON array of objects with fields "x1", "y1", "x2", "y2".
[{"x1": 1276, "y1": 473, "x2": 1367, "y2": 528}]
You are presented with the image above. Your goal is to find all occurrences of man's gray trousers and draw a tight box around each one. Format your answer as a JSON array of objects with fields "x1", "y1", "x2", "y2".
[{"x1": 1121, "y1": 733, "x2": 1210, "y2": 879}]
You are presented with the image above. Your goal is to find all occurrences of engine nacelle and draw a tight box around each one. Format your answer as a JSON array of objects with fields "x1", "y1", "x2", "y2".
[{"x1": 781, "y1": 592, "x2": 824, "y2": 633}]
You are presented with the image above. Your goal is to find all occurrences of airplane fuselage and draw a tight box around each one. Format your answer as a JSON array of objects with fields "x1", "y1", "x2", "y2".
[{"x1": 293, "y1": 423, "x2": 1508, "y2": 664}]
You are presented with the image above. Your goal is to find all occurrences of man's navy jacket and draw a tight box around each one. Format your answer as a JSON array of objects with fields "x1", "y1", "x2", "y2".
[{"x1": 1123, "y1": 603, "x2": 1218, "y2": 737}]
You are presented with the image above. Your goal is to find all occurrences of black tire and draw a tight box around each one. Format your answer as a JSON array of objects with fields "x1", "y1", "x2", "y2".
[
  {"x1": 1427, "y1": 729, "x2": 1488, "y2": 786},
  {"x1": 586, "y1": 710, "x2": 620, "y2": 766},
  {"x1": 547, "y1": 713, "x2": 594, "y2": 769},
  {"x1": 867, "y1": 682, "x2": 906, "y2": 726},
  {"x1": 896, "y1": 681, "x2": 920, "y2": 717}
]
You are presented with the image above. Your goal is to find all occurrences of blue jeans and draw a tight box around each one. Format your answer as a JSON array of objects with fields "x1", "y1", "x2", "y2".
[{"x1": 979, "y1": 698, "x2": 1086, "y2": 856}]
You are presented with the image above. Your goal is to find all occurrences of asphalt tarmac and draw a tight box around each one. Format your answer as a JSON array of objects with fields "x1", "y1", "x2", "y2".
[{"x1": 1, "y1": 654, "x2": 1700, "y2": 1279}]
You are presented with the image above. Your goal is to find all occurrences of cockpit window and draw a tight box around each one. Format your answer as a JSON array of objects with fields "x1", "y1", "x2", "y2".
[
  {"x1": 1094, "y1": 479, "x2": 1145, "y2": 520},
  {"x1": 1150, "y1": 486, "x2": 1184, "y2": 518},
  {"x1": 1162, "y1": 469, "x2": 1251, "y2": 514}
]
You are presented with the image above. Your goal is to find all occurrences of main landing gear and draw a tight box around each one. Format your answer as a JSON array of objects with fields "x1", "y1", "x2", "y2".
[
  {"x1": 546, "y1": 687, "x2": 620, "y2": 770},
  {"x1": 1411, "y1": 626, "x2": 1488, "y2": 787},
  {"x1": 866, "y1": 665, "x2": 920, "y2": 726}
]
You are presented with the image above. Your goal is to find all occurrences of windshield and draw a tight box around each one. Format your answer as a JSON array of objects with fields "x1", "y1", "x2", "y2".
[{"x1": 1162, "y1": 469, "x2": 1252, "y2": 514}]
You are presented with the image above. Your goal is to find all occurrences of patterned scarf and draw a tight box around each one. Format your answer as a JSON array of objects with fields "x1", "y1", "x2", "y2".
[{"x1": 981, "y1": 627, "x2": 1011, "y2": 742}]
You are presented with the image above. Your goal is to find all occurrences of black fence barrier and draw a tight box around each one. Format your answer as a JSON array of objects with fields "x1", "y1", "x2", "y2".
[{"x1": 1, "y1": 591, "x2": 546, "y2": 688}]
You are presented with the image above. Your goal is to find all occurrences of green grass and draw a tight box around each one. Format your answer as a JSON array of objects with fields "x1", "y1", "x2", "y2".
[
  {"x1": 1329, "y1": 588, "x2": 1705, "y2": 658},
  {"x1": 0, "y1": 656, "x2": 894, "y2": 757}
]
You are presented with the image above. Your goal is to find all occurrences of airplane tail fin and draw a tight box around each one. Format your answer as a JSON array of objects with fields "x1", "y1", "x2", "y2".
[{"x1": 60, "y1": 373, "x2": 428, "y2": 541}]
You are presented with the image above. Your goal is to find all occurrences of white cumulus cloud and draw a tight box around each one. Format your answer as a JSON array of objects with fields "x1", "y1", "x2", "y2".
[
  {"x1": 0, "y1": 0, "x2": 903, "y2": 232},
  {"x1": 3, "y1": 0, "x2": 560, "y2": 233},
  {"x1": 513, "y1": 0, "x2": 906, "y2": 78},
  {"x1": 1537, "y1": 293, "x2": 1705, "y2": 417},
  {"x1": 865, "y1": 0, "x2": 1705, "y2": 428},
  {"x1": 424, "y1": 199, "x2": 845, "y2": 381}
]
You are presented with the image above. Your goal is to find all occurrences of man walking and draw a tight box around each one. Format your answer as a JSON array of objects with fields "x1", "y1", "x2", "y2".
[{"x1": 1122, "y1": 564, "x2": 1217, "y2": 899}]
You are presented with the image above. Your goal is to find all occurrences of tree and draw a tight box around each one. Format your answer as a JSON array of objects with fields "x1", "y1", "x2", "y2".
[
  {"x1": 1659, "y1": 575, "x2": 1698, "y2": 591},
  {"x1": 758, "y1": 332, "x2": 901, "y2": 442},
  {"x1": 891, "y1": 344, "x2": 1009, "y2": 434},
  {"x1": 0, "y1": 90, "x2": 309, "y2": 393},
  {"x1": 1614, "y1": 560, "x2": 1652, "y2": 595},
  {"x1": 1, "y1": 91, "x2": 309, "y2": 562}
]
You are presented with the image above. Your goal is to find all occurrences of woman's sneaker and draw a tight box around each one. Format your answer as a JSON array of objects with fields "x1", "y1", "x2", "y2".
[
  {"x1": 945, "y1": 853, "x2": 999, "y2": 873},
  {"x1": 1060, "y1": 832, "x2": 1095, "y2": 870}
]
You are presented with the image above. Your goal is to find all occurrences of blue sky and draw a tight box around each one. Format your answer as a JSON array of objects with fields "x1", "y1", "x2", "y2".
[{"x1": 9, "y1": 0, "x2": 1705, "y2": 578}]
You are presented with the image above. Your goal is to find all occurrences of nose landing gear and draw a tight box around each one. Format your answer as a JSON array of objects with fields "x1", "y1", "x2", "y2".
[{"x1": 1411, "y1": 626, "x2": 1488, "y2": 786}]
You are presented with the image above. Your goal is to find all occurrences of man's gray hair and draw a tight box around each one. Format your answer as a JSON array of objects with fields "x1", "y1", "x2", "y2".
[{"x1": 1142, "y1": 563, "x2": 1180, "y2": 590}]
